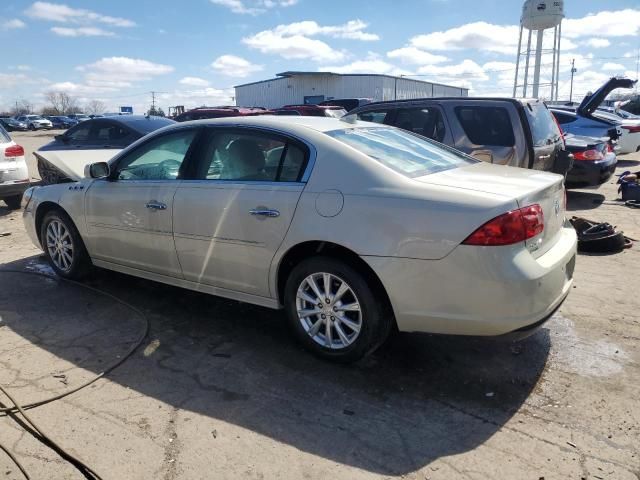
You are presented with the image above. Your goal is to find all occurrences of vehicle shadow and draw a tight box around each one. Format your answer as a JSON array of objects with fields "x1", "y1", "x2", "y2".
[
  {"x1": 566, "y1": 190, "x2": 605, "y2": 211},
  {"x1": 0, "y1": 256, "x2": 551, "y2": 476},
  {"x1": 616, "y1": 159, "x2": 640, "y2": 168}
]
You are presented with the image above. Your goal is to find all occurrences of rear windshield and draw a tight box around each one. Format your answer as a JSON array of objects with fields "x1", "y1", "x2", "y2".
[
  {"x1": 326, "y1": 127, "x2": 475, "y2": 177},
  {"x1": 525, "y1": 103, "x2": 563, "y2": 147}
]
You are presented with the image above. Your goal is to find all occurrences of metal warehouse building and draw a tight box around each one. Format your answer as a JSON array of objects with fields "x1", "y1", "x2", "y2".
[{"x1": 234, "y1": 71, "x2": 469, "y2": 109}]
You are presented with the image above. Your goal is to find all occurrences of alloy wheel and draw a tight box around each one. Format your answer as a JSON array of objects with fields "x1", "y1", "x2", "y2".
[
  {"x1": 296, "y1": 272, "x2": 362, "y2": 350},
  {"x1": 46, "y1": 220, "x2": 74, "y2": 272}
]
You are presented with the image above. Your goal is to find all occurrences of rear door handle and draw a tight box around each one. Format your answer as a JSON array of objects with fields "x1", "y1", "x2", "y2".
[
  {"x1": 538, "y1": 154, "x2": 552, "y2": 160},
  {"x1": 250, "y1": 208, "x2": 280, "y2": 218},
  {"x1": 146, "y1": 201, "x2": 167, "y2": 211}
]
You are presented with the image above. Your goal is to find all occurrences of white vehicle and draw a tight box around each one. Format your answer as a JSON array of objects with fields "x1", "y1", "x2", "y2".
[
  {"x1": 15, "y1": 115, "x2": 53, "y2": 131},
  {"x1": 22, "y1": 116, "x2": 577, "y2": 362},
  {"x1": 594, "y1": 110, "x2": 640, "y2": 154},
  {"x1": 0, "y1": 125, "x2": 29, "y2": 209}
]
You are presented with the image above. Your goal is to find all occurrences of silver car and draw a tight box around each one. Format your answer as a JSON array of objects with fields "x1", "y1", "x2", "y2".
[
  {"x1": 22, "y1": 116, "x2": 577, "y2": 362},
  {"x1": 15, "y1": 115, "x2": 53, "y2": 131}
]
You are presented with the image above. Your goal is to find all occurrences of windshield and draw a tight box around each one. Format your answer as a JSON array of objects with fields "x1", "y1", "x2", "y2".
[
  {"x1": 526, "y1": 103, "x2": 562, "y2": 147},
  {"x1": 128, "y1": 117, "x2": 176, "y2": 134},
  {"x1": 27, "y1": 115, "x2": 43, "y2": 120},
  {"x1": 326, "y1": 126, "x2": 476, "y2": 177}
]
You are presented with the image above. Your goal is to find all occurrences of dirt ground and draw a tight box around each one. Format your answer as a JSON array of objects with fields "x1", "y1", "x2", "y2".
[{"x1": 0, "y1": 131, "x2": 639, "y2": 480}]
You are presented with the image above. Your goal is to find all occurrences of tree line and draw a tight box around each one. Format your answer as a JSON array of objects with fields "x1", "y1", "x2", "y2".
[{"x1": 2, "y1": 91, "x2": 106, "y2": 117}]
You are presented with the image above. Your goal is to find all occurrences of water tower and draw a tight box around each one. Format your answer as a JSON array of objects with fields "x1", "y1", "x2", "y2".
[{"x1": 513, "y1": 0, "x2": 564, "y2": 99}]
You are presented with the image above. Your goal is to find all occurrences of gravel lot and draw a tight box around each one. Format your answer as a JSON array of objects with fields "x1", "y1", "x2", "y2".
[{"x1": 0, "y1": 131, "x2": 639, "y2": 480}]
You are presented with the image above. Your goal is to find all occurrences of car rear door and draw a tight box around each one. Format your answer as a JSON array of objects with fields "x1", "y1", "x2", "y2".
[
  {"x1": 446, "y1": 101, "x2": 529, "y2": 168},
  {"x1": 523, "y1": 101, "x2": 564, "y2": 171},
  {"x1": 172, "y1": 127, "x2": 310, "y2": 298},
  {"x1": 84, "y1": 127, "x2": 199, "y2": 277}
]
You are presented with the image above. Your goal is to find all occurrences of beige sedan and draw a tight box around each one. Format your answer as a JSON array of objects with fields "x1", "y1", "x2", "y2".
[{"x1": 22, "y1": 116, "x2": 577, "y2": 362}]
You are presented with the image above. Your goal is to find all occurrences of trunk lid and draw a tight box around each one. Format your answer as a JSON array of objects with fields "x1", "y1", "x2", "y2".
[
  {"x1": 416, "y1": 162, "x2": 566, "y2": 258},
  {"x1": 577, "y1": 78, "x2": 637, "y2": 117}
]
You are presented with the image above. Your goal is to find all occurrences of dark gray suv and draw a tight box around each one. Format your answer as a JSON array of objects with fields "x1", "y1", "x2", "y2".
[{"x1": 344, "y1": 97, "x2": 571, "y2": 174}]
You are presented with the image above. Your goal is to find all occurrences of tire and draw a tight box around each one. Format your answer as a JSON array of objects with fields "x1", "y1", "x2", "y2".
[
  {"x1": 284, "y1": 256, "x2": 392, "y2": 363},
  {"x1": 40, "y1": 210, "x2": 92, "y2": 279},
  {"x1": 29, "y1": 124, "x2": 36, "y2": 131},
  {"x1": 3, "y1": 195, "x2": 22, "y2": 210}
]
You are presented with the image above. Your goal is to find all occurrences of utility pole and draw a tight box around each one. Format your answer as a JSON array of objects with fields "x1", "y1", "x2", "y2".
[{"x1": 569, "y1": 59, "x2": 577, "y2": 103}]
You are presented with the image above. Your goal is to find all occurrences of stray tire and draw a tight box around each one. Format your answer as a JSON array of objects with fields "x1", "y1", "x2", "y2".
[
  {"x1": 40, "y1": 210, "x2": 91, "y2": 279},
  {"x1": 3, "y1": 195, "x2": 22, "y2": 210},
  {"x1": 284, "y1": 256, "x2": 392, "y2": 363}
]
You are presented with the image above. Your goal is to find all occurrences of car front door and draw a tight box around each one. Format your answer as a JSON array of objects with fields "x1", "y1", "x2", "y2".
[
  {"x1": 173, "y1": 127, "x2": 310, "y2": 298},
  {"x1": 84, "y1": 127, "x2": 199, "y2": 277}
]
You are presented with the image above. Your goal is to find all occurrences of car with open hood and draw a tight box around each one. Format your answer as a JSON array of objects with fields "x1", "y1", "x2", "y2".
[
  {"x1": 22, "y1": 116, "x2": 577, "y2": 362},
  {"x1": 35, "y1": 115, "x2": 175, "y2": 185}
]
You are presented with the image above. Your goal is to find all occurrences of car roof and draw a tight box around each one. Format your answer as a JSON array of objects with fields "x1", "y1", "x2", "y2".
[
  {"x1": 346, "y1": 96, "x2": 542, "y2": 114},
  {"x1": 176, "y1": 115, "x2": 368, "y2": 134},
  {"x1": 90, "y1": 115, "x2": 176, "y2": 133}
]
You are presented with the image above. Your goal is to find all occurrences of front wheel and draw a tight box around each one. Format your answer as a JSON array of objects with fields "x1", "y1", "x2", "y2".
[
  {"x1": 40, "y1": 210, "x2": 91, "y2": 279},
  {"x1": 284, "y1": 257, "x2": 392, "y2": 363}
]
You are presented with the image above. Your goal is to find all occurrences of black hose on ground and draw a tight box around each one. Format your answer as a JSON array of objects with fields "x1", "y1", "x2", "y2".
[{"x1": 0, "y1": 269, "x2": 150, "y2": 479}]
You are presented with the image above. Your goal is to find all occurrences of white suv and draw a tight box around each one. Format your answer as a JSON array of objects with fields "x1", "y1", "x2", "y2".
[
  {"x1": 15, "y1": 115, "x2": 53, "y2": 131},
  {"x1": 0, "y1": 125, "x2": 29, "y2": 209}
]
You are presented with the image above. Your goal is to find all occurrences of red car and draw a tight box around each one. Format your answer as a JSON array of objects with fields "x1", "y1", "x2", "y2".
[
  {"x1": 274, "y1": 105, "x2": 347, "y2": 118},
  {"x1": 175, "y1": 106, "x2": 272, "y2": 122}
]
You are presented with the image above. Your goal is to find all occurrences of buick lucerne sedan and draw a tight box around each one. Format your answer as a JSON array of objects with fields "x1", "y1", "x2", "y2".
[{"x1": 22, "y1": 116, "x2": 577, "y2": 362}]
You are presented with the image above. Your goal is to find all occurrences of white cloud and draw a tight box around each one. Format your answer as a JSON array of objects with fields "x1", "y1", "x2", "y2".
[
  {"x1": 51, "y1": 26, "x2": 114, "y2": 37},
  {"x1": 417, "y1": 59, "x2": 489, "y2": 81},
  {"x1": 25, "y1": 2, "x2": 135, "y2": 27},
  {"x1": 319, "y1": 56, "x2": 410, "y2": 76},
  {"x1": 409, "y1": 22, "x2": 520, "y2": 55},
  {"x1": 563, "y1": 9, "x2": 640, "y2": 38},
  {"x1": 179, "y1": 76, "x2": 211, "y2": 87},
  {"x1": 158, "y1": 88, "x2": 235, "y2": 109},
  {"x1": 210, "y1": 0, "x2": 297, "y2": 16},
  {"x1": 243, "y1": 19, "x2": 377, "y2": 62},
  {"x1": 2, "y1": 19, "x2": 26, "y2": 29},
  {"x1": 69, "y1": 57, "x2": 174, "y2": 91},
  {"x1": 601, "y1": 62, "x2": 626, "y2": 72},
  {"x1": 211, "y1": 55, "x2": 263, "y2": 78},
  {"x1": 387, "y1": 47, "x2": 448, "y2": 65},
  {"x1": 583, "y1": 38, "x2": 611, "y2": 49},
  {"x1": 0, "y1": 73, "x2": 28, "y2": 88}
]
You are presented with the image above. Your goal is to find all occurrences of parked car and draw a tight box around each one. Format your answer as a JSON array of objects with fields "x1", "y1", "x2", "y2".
[
  {"x1": 66, "y1": 113, "x2": 90, "y2": 122},
  {"x1": 592, "y1": 110, "x2": 640, "y2": 154},
  {"x1": 276, "y1": 105, "x2": 347, "y2": 118},
  {"x1": 175, "y1": 106, "x2": 271, "y2": 122},
  {"x1": 597, "y1": 106, "x2": 640, "y2": 120},
  {"x1": 319, "y1": 98, "x2": 373, "y2": 112},
  {"x1": 15, "y1": 115, "x2": 53, "y2": 130},
  {"x1": 564, "y1": 134, "x2": 617, "y2": 186},
  {"x1": 22, "y1": 116, "x2": 577, "y2": 362},
  {"x1": 551, "y1": 78, "x2": 638, "y2": 154},
  {"x1": 35, "y1": 115, "x2": 175, "y2": 184},
  {"x1": 0, "y1": 125, "x2": 29, "y2": 209},
  {"x1": 345, "y1": 97, "x2": 572, "y2": 174},
  {"x1": 46, "y1": 116, "x2": 78, "y2": 129},
  {"x1": 0, "y1": 117, "x2": 28, "y2": 132}
]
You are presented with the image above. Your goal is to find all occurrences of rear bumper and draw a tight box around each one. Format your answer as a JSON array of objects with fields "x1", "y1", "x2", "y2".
[
  {"x1": 364, "y1": 226, "x2": 577, "y2": 336},
  {"x1": 566, "y1": 155, "x2": 617, "y2": 186}
]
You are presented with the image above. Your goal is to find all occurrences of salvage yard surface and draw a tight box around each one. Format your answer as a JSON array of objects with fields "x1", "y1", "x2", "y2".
[{"x1": 1, "y1": 131, "x2": 639, "y2": 480}]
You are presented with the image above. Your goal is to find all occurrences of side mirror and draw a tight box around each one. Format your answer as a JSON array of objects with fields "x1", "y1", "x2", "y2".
[{"x1": 85, "y1": 162, "x2": 110, "y2": 179}]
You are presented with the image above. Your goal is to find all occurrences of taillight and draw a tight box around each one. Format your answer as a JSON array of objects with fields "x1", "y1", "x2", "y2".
[
  {"x1": 463, "y1": 204, "x2": 544, "y2": 246},
  {"x1": 4, "y1": 144, "x2": 24, "y2": 158},
  {"x1": 573, "y1": 149, "x2": 604, "y2": 161},
  {"x1": 622, "y1": 125, "x2": 640, "y2": 134}
]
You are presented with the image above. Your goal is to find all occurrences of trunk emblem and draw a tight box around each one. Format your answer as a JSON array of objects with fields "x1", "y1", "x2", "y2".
[{"x1": 554, "y1": 199, "x2": 560, "y2": 216}]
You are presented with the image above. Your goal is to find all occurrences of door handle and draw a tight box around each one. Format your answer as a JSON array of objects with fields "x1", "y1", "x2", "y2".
[
  {"x1": 146, "y1": 201, "x2": 167, "y2": 211},
  {"x1": 538, "y1": 154, "x2": 552, "y2": 160},
  {"x1": 249, "y1": 208, "x2": 280, "y2": 218}
]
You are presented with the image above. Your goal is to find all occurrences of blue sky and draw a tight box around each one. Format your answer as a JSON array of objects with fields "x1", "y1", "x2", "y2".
[{"x1": 1, "y1": 0, "x2": 639, "y2": 113}]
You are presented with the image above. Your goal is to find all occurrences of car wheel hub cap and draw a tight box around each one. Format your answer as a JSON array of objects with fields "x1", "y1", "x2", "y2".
[
  {"x1": 45, "y1": 220, "x2": 74, "y2": 272},
  {"x1": 296, "y1": 272, "x2": 362, "y2": 350}
]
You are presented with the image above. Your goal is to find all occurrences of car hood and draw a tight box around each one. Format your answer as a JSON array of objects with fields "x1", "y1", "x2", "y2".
[
  {"x1": 577, "y1": 77, "x2": 637, "y2": 117},
  {"x1": 35, "y1": 148, "x2": 121, "y2": 180}
]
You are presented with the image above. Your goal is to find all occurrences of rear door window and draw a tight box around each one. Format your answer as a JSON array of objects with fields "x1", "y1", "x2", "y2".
[
  {"x1": 525, "y1": 103, "x2": 562, "y2": 147},
  {"x1": 455, "y1": 106, "x2": 515, "y2": 147},
  {"x1": 393, "y1": 107, "x2": 447, "y2": 142}
]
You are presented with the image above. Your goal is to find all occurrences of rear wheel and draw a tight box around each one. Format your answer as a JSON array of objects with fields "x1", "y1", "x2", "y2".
[
  {"x1": 3, "y1": 195, "x2": 22, "y2": 210},
  {"x1": 284, "y1": 257, "x2": 391, "y2": 363},
  {"x1": 40, "y1": 210, "x2": 91, "y2": 279}
]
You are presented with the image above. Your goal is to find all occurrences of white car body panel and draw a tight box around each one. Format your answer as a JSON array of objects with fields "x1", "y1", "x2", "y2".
[
  {"x1": 22, "y1": 116, "x2": 577, "y2": 337},
  {"x1": 36, "y1": 148, "x2": 121, "y2": 181}
]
